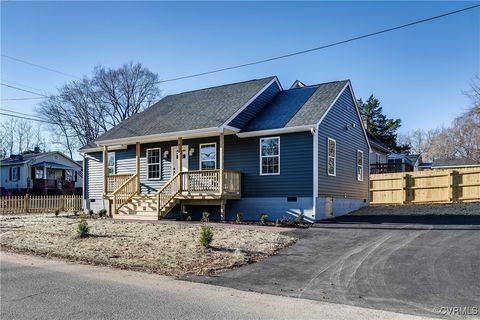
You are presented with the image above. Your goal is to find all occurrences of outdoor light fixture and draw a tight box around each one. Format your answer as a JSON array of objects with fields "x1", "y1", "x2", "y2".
[
  {"x1": 163, "y1": 150, "x2": 169, "y2": 158},
  {"x1": 189, "y1": 148, "x2": 195, "y2": 156}
]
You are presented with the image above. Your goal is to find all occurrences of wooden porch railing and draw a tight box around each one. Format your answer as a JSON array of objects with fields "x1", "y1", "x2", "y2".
[
  {"x1": 156, "y1": 172, "x2": 181, "y2": 213},
  {"x1": 111, "y1": 173, "x2": 138, "y2": 214},
  {"x1": 181, "y1": 170, "x2": 241, "y2": 195},
  {"x1": 106, "y1": 173, "x2": 135, "y2": 194}
]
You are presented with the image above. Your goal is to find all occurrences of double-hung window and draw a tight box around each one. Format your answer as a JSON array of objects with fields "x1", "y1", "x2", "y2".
[
  {"x1": 327, "y1": 138, "x2": 336, "y2": 176},
  {"x1": 107, "y1": 152, "x2": 115, "y2": 175},
  {"x1": 147, "y1": 148, "x2": 161, "y2": 180},
  {"x1": 260, "y1": 137, "x2": 280, "y2": 175},
  {"x1": 199, "y1": 143, "x2": 216, "y2": 170},
  {"x1": 357, "y1": 150, "x2": 364, "y2": 181}
]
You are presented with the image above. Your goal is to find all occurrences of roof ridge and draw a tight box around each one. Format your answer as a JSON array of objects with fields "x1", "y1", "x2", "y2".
[
  {"x1": 293, "y1": 79, "x2": 349, "y2": 89},
  {"x1": 165, "y1": 76, "x2": 277, "y2": 97}
]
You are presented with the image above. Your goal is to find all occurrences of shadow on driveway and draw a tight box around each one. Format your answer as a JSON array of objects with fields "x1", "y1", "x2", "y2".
[{"x1": 189, "y1": 214, "x2": 480, "y2": 318}]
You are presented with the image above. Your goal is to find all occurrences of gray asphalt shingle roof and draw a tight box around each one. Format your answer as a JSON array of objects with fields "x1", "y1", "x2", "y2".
[
  {"x1": 432, "y1": 158, "x2": 480, "y2": 168},
  {"x1": 95, "y1": 76, "x2": 275, "y2": 142}
]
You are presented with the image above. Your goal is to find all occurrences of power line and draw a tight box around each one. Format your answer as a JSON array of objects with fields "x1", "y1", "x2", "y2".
[
  {"x1": 1, "y1": 79, "x2": 52, "y2": 94},
  {"x1": 0, "y1": 83, "x2": 50, "y2": 98},
  {"x1": 1, "y1": 97, "x2": 46, "y2": 101},
  {"x1": 0, "y1": 108, "x2": 42, "y2": 118},
  {"x1": 158, "y1": 4, "x2": 480, "y2": 83},
  {"x1": 1, "y1": 54, "x2": 80, "y2": 79},
  {"x1": 0, "y1": 112, "x2": 53, "y2": 124}
]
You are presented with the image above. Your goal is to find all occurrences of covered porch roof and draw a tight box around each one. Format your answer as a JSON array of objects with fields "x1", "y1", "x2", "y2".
[{"x1": 32, "y1": 161, "x2": 77, "y2": 170}]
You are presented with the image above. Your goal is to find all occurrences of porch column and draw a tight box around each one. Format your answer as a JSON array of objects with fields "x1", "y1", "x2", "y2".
[
  {"x1": 219, "y1": 131, "x2": 224, "y2": 195},
  {"x1": 43, "y1": 166, "x2": 47, "y2": 195},
  {"x1": 219, "y1": 131, "x2": 225, "y2": 221},
  {"x1": 136, "y1": 142, "x2": 140, "y2": 194},
  {"x1": 178, "y1": 137, "x2": 183, "y2": 192},
  {"x1": 103, "y1": 145, "x2": 108, "y2": 196}
]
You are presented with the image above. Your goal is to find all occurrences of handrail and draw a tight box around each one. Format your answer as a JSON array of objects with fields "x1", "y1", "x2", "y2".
[
  {"x1": 106, "y1": 173, "x2": 135, "y2": 194},
  {"x1": 155, "y1": 172, "x2": 181, "y2": 215},
  {"x1": 112, "y1": 173, "x2": 138, "y2": 215}
]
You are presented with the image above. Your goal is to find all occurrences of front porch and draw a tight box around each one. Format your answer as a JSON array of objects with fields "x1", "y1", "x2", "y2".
[{"x1": 102, "y1": 134, "x2": 242, "y2": 220}]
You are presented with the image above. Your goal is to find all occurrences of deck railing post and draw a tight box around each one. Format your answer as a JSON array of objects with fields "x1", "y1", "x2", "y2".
[
  {"x1": 219, "y1": 131, "x2": 224, "y2": 195},
  {"x1": 24, "y1": 194, "x2": 29, "y2": 213},
  {"x1": 103, "y1": 145, "x2": 108, "y2": 196}
]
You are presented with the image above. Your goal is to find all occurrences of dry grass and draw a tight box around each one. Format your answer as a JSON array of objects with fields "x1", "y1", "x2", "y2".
[{"x1": 0, "y1": 214, "x2": 296, "y2": 277}]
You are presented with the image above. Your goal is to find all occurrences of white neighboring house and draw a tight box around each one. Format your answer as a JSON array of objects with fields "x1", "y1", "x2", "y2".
[{"x1": 0, "y1": 148, "x2": 82, "y2": 195}]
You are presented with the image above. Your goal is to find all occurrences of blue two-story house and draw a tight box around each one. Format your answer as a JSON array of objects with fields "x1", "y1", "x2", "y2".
[{"x1": 80, "y1": 76, "x2": 370, "y2": 222}]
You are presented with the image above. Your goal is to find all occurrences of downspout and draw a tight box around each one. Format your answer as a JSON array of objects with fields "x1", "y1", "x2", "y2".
[{"x1": 312, "y1": 125, "x2": 319, "y2": 221}]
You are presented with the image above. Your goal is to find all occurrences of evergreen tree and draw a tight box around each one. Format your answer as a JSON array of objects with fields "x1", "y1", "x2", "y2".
[{"x1": 357, "y1": 95, "x2": 409, "y2": 153}]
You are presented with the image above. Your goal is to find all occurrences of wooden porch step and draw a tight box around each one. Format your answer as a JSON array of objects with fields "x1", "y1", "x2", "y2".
[{"x1": 113, "y1": 214, "x2": 158, "y2": 221}]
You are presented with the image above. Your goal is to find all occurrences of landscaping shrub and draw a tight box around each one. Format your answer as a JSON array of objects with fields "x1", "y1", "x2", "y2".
[
  {"x1": 88, "y1": 209, "x2": 94, "y2": 218},
  {"x1": 202, "y1": 211, "x2": 210, "y2": 222},
  {"x1": 98, "y1": 209, "x2": 107, "y2": 218},
  {"x1": 76, "y1": 218, "x2": 90, "y2": 238},
  {"x1": 296, "y1": 213, "x2": 304, "y2": 224},
  {"x1": 181, "y1": 211, "x2": 191, "y2": 221},
  {"x1": 260, "y1": 214, "x2": 268, "y2": 225},
  {"x1": 199, "y1": 225, "x2": 213, "y2": 248},
  {"x1": 236, "y1": 212, "x2": 244, "y2": 223},
  {"x1": 54, "y1": 209, "x2": 60, "y2": 217}
]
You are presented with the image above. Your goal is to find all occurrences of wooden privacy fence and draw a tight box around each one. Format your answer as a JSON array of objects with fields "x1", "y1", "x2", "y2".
[
  {"x1": 370, "y1": 168, "x2": 480, "y2": 205},
  {"x1": 0, "y1": 195, "x2": 83, "y2": 214}
]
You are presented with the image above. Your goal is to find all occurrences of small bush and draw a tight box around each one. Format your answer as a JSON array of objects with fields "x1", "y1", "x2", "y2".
[
  {"x1": 88, "y1": 209, "x2": 94, "y2": 218},
  {"x1": 296, "y1": 213, "x2": 304, "y2": 224},
  {"x1": 236, "y1": 212, "x2": 244, "y2": 223},
  {"x1": 54, "y1": 209, "x2": 60, "y2": 217},
  {"x1": 98, "y1": 209, "x2": 107, "y2": 218},
  {"x1": 202, "y1": 211, "x2": 210, "y2": 222},
  {"x1": 260, "y1": 214, "x2": 268, "y2": 224},
  {"x1": 76, "y1": 218, "x2": 90, "y2": 238},
  {"x1": 199, "y1": 225, "x2": 213, "y2": 248},
  {"x1": 181, "y1": 211, "x2": 191, "y2": 221}
]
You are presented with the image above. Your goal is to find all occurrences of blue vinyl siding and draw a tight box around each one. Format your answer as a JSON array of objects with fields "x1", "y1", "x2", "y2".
[
  {"x1": 84, "y1": 132, "x2": 313, "y2": 198},
  {"x1": 317, "y1": 87, "x2": 369, "y2": 199},
  {"x1": 84, "y1": 152, "x2": 103, "y2": 200},
  {"x1": 228, "y1": 81, "x2": 280, "y2": 129},
  {"x1": 224, "y1": 132, "x2": 313, "y2": 197}
]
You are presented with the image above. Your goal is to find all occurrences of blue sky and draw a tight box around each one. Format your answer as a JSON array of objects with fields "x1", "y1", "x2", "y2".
[{"x1": 1, "y1": 1, "x2": 479, "y2": 135}]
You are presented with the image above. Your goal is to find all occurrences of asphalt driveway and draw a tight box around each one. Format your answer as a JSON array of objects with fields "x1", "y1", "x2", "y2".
[{"x1": 191, "y1": 213, "x2": 480, "y2": 318}]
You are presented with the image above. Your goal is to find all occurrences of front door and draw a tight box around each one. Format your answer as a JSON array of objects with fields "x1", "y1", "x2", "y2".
[{"x1": 171, "y1": 145, "x2": 189, "y2": 175}]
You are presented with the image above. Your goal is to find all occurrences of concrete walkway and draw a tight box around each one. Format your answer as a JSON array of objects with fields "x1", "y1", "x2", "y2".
[{"x1": 1, "y1": 253, "x2": 432, "y2": 320}]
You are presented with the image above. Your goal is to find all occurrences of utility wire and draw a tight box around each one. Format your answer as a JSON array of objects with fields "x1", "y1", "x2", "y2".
[
  {"x1": 0, "y1": 108, "x2": 42, "y2": 118},
  {"x1": 0, "y1": 112, "x2": 53, "y2": 124},
  {"x1": 1, "y1": 79, "x2": 52, "y2": 94},
  {"x1": 1, "y1": 97, "x2": 46, "y2": 101},
  {"x1": 0, "y1": 83, "x2": 50, "y2": 98},
  {"x1": 158, "y1": 4, "x2": 480, "y2": 83},
  {"x1": 1, "y1": 54, "x2": 80, "y2": 79}
]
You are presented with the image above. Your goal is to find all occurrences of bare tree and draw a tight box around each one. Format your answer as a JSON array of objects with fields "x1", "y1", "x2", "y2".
[
  {"x1": 0, "y1": 118, "x2": 47, "y2": 158},
  {"x1": 37, "y1": 62, "x2": 161, "y2": 155}
]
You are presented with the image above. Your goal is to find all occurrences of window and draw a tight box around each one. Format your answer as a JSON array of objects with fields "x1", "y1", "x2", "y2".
[
  {"x1": 260, "y1": 137, "x2": 280, "y2": 175},
  {"x1": 9, "y1": 167, "x2": 19, "y2": 181},
  {"x1": 199, "y1": 143, "x2": 216, "y2": 170},
  {"x1": 357, "y1": 150, "x2": 364, "y2": 181},
  {"x1": 147, "y1": 148, "x2": 161, "y2": 180},
  {"x1": 35, "y1": 168, "x2": 44, "y2": 179},
  {"x1": 107, "y1": 152, "x2": 115, "y2": 175},
  {"x1": 327, "y1": 138, "x2": 336, "y2": 176}
]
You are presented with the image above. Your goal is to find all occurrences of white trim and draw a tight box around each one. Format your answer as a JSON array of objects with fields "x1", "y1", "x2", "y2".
[
  {"x1": 312, "y1": 125, "x2": 318, "y2": 220},
  {"x1": 79, "y1": 144, "x2": 128, "y2": 154},
  {"x1": 107, "y1": 151, "x2": 116, "y2": 175},
  {"x1": 146, "y1": 147, "x2": 161, "y2": 180},
  {"x1": 357, "y1": 149, "x2": 364, "y2": 181},
  {"x1": 237, "y1": 125, "x2": 313, "y2": 138},
  {"x1": 96, "y1": 127, "x2": 220, "y2": 146},
  {"x1": 327, "y1": 137, "x2": 336, "y2": 176},
  {"x1": 346, "y1": 82, "x2": 372, "y2": 152},
  {"x1": 199, "y1": 142, "x2": 217, "y2": 171},
  {"x1": 171, "y1": 145, "x2": 189, "y2": 175},
  {"x1": 222, "y1": 125, "x2": 240, "y2": 133},
  {"x1": 220, "y1": 77, "x2": 281, "y2": 130},
  {"x1": 259, "y1": 136, "x2": 280, "y2": 176}
]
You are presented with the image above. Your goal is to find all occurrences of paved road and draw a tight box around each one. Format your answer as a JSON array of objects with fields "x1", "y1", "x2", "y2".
[
  {"x1": 193, "y1": 215, "x2": 480, "y2": 318},
  {"x1": 0, "y1": 253, "x2": 430, "y2": 320}
]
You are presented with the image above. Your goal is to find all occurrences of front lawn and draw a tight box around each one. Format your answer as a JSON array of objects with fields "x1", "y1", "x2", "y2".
[{"x1": 0, "y1": 214, "x2": 295, "y2": 277}]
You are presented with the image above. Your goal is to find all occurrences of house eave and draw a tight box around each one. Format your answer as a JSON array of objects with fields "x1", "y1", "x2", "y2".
[{"x1": 236, "y1": 125, "x2": 314, "y2": 138}]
